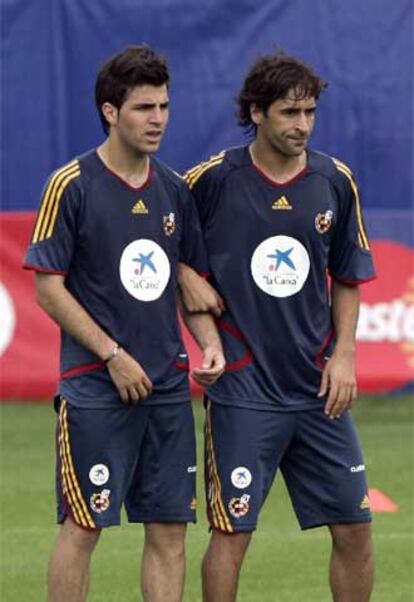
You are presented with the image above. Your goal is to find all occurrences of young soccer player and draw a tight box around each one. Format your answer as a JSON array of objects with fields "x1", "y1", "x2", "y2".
[{"x1": 24, "y1": 45, "x2": 224, "y2": 602}]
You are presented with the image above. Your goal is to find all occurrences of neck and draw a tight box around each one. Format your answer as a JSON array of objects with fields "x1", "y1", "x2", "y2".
[
  {"x1": 97, "y1": 139, "x2": 149, "y2": 188},
  {"x1": 249, "y1": 140, "x2": 306, "y2": 183}
]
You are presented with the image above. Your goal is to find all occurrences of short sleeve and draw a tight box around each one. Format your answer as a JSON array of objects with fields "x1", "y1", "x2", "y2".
[
  {"x1": 179, "y1": 183, "x2": 209, "y2": 275},
  {"x1": 184, "y1": 151, "x2": 225, "y2": 228},
  {"x1": 328, "y1": 161, "x2": 376, "y2": 284},
  {"x1": 24, "y1": 161, "x2": 81, "y2": 274}
]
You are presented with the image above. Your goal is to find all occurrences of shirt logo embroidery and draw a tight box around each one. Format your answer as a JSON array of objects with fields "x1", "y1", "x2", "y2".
[
  {"x1": 131, "y1": 199, "x2": 149, "y2": 214},
  {"x1": 315, "y1": 209, "x2": 333, "y2": 233},
  {"x1": 163, "y1": 212, "x2": 176, "y2": 236},
  {"x1": 250, "y1": 235, "x2": 310, "y2": 298},
  {"x1": 272, "y1": 196, "x2": 292, "y2": 210},
  {"x1": 119, "y1": 239, "x2": 171, "y2": 302}
]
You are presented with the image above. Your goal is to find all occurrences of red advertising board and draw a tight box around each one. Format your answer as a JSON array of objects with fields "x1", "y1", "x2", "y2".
[{"x1": 0, "y1": 213, "x2": 412, "y2": 399}]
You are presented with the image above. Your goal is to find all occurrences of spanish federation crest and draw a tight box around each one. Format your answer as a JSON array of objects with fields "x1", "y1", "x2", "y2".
[
  {"x1": 315, "y1": 209, "x2": 334, "y2": 234},
  {"x1": 228, "y1": 494, "x2": 250, "y2": 518},
  {"x1": 90, "y1": 489, "x2": 111, "y2": 513},
  {"x1": 163, "y1": 212, "x2": 176, "y2": 236}
]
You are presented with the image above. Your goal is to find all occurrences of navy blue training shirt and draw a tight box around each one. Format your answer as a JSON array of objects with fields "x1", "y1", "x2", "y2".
[
  {"x1": 185, "y1": 146, "x2": 376, "y2": 411},
  {"x1": 25, "y1": 150, "x2": 208, "y2": 407}
]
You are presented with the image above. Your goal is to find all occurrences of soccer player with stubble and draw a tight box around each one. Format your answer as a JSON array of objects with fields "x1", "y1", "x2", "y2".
[{"x1": 179, "y1": 51, "x2": 376, "y2": 601}]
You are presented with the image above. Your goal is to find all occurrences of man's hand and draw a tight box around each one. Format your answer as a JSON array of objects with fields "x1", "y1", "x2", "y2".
[
  {"x1": 178, "y1": 263, "x2": 225, "y2": 317},
  {"x1": 191, "y1": 345, "x2": 225, "y2": 387},
  {"x1": 318, "y1": 350, "x2": 357, "y2": 419},
  {"x1": 107, "y1": 349, "x2": 153, "y2": 404}
]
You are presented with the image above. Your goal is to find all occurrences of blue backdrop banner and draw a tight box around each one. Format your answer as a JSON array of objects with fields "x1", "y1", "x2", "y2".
[{"x1": 2, "y1": 0, "x2": 413, "y2": 212}]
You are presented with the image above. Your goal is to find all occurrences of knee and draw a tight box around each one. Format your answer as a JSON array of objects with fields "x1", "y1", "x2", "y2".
[
  {"x1": 330, "y1": 523, "x2": 373, "y2": 560},
  {"x1": 210, "y1": 529, "x2": 252, "y2": 565},
  {"x1": 145, "y1": 523, "x2": 186, "y2": 561},
  {"x1": 61, "y1": 516, "x2": 101, "y2": 554}
]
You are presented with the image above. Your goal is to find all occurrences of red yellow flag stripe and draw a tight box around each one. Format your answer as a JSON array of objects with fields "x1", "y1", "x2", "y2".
[
  {"x1": 184, "y1": 152, "x2": 225, "y2": 189},
  {"x1": 204, "y1": 400, "x2": 233, "y2": 533},
  {"x1": 32, "y1": 161, "x2": 80, "y2": 243},
  {"x1": 333, "y1": 158, "x2": 370, "y2": 250},
  {"x1": 58, "y1": 399, "x2": 95, "y2": 529}
]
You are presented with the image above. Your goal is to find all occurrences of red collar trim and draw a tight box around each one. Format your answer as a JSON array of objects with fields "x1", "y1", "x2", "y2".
[
  {"x1": 105, "y1": 164, "x2": 154, "y2": 191},
  {"x1": 95, "y1": 151, "x2": 153, "y2": 191},
  {"x1": 252, "y1": 163, "x2": 308, "y2": 187}
]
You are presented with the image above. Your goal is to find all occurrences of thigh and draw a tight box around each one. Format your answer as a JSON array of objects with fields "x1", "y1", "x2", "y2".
[
  {"x1": 56, "y1": 397, "x2": 149, "y2": 529},
  {"x1": 281, "y1": 409, "x2": 372, "y2": 530},
  {"x1": 125, "y1": 401, "x2": 197, "y2": 523},
  {"x1": 204, "y1": 400, "x2": 295, "y2": 533}
]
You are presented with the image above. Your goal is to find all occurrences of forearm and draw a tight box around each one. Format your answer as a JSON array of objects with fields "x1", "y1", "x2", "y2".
[
  {"x1": 179, "y1": 303, "x2": 222, "y2": 352},
  {"x1": 320, "y1": 279, "x2": 360, "y2": 416},
  {"x1": 179, "y1": 299, "x2": 225, "y2": 386},
  {"x1": 177, "y1": 262, "x2": 225, "y2": 316},
  {"x1": 331, "y1": 279, "x2": 360, "y2": 354},
  {"x1": 35, "y1": 273, "x2": 115, "y2": 360}
]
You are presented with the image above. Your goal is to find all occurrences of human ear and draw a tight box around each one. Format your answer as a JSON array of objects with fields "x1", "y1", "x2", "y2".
[
  {"x1": 250, "y1": 103, "x2": 263, "y2": 126},
  {"x1": 101, "y1": 102, "x2": 118, "y2": 127}
]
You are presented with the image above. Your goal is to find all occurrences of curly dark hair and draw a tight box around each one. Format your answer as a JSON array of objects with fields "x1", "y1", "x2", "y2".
[
  {"x1": 236, "y1": 51, "x2": 327, "y2": 135},
  {"x1": 95, "y1": 45, "x2": 169, "y2": 134}
]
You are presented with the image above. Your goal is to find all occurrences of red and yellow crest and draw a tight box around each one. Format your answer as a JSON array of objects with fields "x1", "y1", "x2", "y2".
[
  {"x1": 163, "y1": 212, "x2": 176, "y2": 236},
  {"x1": 315, "y1": 209, "x2": 333, "y2": 234}
]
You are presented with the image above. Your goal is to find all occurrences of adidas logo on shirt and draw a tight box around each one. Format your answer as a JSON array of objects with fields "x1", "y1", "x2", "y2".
[
  {"x1": 272, "y1": 196, "x2": 292, "y2": 210},
  {"x1": 131, "y1": 199, "x2": 149, "y2": 214}
]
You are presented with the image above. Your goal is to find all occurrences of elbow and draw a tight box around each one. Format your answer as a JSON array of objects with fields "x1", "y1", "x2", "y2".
[
  {"x1": 34, "y1": 274, "x2": 64, "y2": 316},
  {"x1": 35, "y1": 285, "x2": 51, "y2": 313}
]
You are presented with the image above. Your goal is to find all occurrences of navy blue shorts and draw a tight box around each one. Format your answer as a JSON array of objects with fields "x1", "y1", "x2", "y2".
[
  {"x1": 55, "y1": 397, "x2": 197, "y2": 529},
  {"x1": 204, "y1": 401, "x2": 371, "y2": 532}
]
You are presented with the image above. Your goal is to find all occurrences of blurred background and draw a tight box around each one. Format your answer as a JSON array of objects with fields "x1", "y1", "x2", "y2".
[{"x1": 1, "y1": 1, "x2": 413, "y2": 400}]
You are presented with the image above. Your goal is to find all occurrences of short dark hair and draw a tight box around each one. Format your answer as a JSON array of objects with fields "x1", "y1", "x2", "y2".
[
  {"x1": 236, "y1": 51, "x2": 327, "y2": 134},
  {"x1": 95, "y1": 44, "x2": 169, "y2": 134}
]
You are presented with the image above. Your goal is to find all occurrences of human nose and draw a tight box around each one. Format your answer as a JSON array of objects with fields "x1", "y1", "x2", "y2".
[
  {"x1": 296, "y1": 112, "x2": 311, "y2": 133},
  {"x1": 149, "y1": 106, "x2": 167, "y2": 124}
]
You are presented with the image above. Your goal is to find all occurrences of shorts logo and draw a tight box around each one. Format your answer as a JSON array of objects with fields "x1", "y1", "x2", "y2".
[
  {"x1": 350, "y1": 464, "x2": 365, "y2": 473},
  {"x1": 228, "y1": 494, "x2": 250, "y2": 518},
  {"x1": 315, "y1": 209, "x2": 334, "y2": 234},
  {"x1": 250, "y1": 235, "x2": 310, "y2": 298},
  {"x1": 360, "y1": 494, "x2": 371, "y2": 510},
  {"x1": 90, "y1": 489, "x2": 111, "y2": 513},
  {"x1": 187, "y1": 465, "x2": 197, "y2": 473},
  {"x1": 189, "y1": 497, "x2": 197, "y2": 511},
  {"x1": 231, "y1": 467, "x2": 252, "y2": 489},
  {"x1": 119, "y1": 239, "x2": 171, "y2": 302},
  {"x1": 163, "y1": 212, "x2": 176, "y2": 236},
  {"x1": 89, "y1": 464, "x2": 109, "y2": 486}
]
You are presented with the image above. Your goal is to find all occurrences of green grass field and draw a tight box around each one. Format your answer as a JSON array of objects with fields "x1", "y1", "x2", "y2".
[{"x1": 1, "y1": 395, "x2": 413, "y2": 601}]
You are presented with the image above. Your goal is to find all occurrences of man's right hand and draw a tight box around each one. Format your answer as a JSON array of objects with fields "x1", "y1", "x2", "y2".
[
  {"x1": 107, "y1": 349, "x2": 152, "y2": 404},
  {"x1": 177, "y1": 263, "x2": 225, "y2": 317}
]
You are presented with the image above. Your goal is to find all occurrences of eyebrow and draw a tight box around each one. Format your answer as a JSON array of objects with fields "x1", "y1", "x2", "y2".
[
  {"x1": 280, "y1": 105, "x2": 316, "y2": 111},
  {"x1": 131, "y1": 100, "x2": 170, "y2": 108}
]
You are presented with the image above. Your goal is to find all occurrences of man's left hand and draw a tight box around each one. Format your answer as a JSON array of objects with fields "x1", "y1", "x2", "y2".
[{"x1": 191, "y1": 346, "x2": 226, "y2": 387}]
